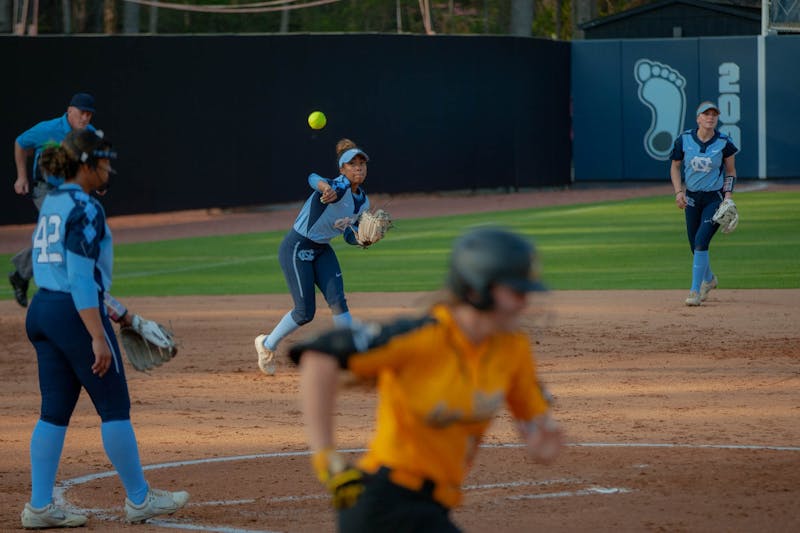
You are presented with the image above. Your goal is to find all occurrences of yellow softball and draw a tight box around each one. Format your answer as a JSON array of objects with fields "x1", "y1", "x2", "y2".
[{"x1": 308, "y1": 111, "x2": 327, "y2": 130}]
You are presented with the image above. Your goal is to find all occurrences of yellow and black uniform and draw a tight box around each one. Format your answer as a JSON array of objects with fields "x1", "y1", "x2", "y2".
[{"x1": 290, "y1": 303, "x2": 550, "y2": 531}]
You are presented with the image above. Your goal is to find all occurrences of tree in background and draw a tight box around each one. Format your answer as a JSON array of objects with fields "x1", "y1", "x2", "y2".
[{"x1": 5, "y1": 0, "x2": 644, "y2": 38}]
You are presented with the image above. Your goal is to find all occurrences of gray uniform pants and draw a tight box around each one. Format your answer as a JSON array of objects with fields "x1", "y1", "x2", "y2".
[{"x1": 11, "y1": 181, "x2": 53, "y2": 280}]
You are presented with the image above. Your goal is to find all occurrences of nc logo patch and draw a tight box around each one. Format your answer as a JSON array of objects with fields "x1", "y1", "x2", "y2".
[
  {"x1": 690, "y1": 156, "x2": 714, "y2": 173},
  {"x1": 297, "y1": 249, "x2": 315, "y2": 262}
]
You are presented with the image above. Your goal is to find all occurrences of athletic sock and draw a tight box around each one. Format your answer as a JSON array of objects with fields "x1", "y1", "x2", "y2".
[
  {"x1": 692, "y1": 250, "x2": 709, "y2": 293},
  {"x1": 704, "y1": 260, "x2": 714, "y2": 283},
  {"x1": 30, "y1": 420, "x2": 67, "y2": 508},
  {"x1": 332, "y1": 311, "x2": 352, "y2": 328},
  {"x1": 266, "y1": 311, "x2": 301, "y2": 351},
  {"x1": 101, "y1": 420, "x2": 148, "y2": 505}
]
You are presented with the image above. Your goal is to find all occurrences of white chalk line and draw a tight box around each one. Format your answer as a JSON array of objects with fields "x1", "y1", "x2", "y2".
[
  {"x1": 114, "y1": 254, "x2": 276, "y2": 280},
  {"x1": 54, "y1": 442, "x2": 800, "y2": 532},
  {"x1": 508, "y1": 486, "x2": 633, "y2": 501}
]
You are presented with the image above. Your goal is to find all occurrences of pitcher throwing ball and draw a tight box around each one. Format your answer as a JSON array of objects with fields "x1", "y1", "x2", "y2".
[{"x1": 255, "y1": 138, "x2": 374, "y2": 375}]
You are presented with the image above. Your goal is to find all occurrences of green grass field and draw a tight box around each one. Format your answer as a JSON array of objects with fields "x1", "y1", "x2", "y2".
[{"x1": 2, "y1": 191, "x2": 798, "y2": 299}]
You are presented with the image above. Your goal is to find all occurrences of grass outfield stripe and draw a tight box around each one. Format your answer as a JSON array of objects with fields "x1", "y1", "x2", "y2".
[{"x1": 1, "y1": 191, "x2": 798, "y2": 298}]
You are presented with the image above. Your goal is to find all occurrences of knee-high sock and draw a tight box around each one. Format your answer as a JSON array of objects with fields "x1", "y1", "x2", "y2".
[
  {"x1": 265, "y1": 311, "x2": 300, "y2": 351},
  {"x1": 332, "y1": 311, "x2": 352, "y2": 327},
  {"x1": 30, "y1": 420, "x2": 67, "y2": 508},
  {"x1": 692, "y1": 251, "x2": 709, "y2": 293},
  {"x1": 101, "y1": 420, "x2": 148, "y2": 505},
  {"x1": 704, "y1": 258, "x2": 714, "y2": 283}
]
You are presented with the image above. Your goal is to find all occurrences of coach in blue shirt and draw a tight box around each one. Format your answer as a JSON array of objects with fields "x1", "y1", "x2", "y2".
[{"x1": 9, "y1": 92, "x2": 97, "y2": 308}]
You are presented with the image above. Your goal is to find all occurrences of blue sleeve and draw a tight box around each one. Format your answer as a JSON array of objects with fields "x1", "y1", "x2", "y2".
[
  {"x1": 309, "y1": 173, "x2": 352, "y2": 203},
  {"x1": 308, "y1": 173, "x2": 328, "y2": 190},
  {"x1": 64, "y1": 198, "x2": 105, "y2": 310},
  {"x1": 670, "y1": 135, "x2": 684, "y2": 161},
  {"x1": 67, "y1": 252, "x2": 100, "y2": 310},
  {"x1": 16, "y1": 120, "x2": 52, "y2": 150},
  {"x1": 343, "y1": 226, "x2": 360, "y2": 245}
]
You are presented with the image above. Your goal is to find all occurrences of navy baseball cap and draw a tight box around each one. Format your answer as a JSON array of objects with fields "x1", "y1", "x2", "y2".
[
  {"x1": 696, "y1": 101, "x2": 720, "y2": 116},
  {"x1": 69, "y1": 93, "x2": 96, "y2": 113}
]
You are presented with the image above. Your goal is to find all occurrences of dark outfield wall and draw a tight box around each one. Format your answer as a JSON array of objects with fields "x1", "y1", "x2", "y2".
[{"x1": 1, "y1": 34, "x2": 570, "y2": 225}]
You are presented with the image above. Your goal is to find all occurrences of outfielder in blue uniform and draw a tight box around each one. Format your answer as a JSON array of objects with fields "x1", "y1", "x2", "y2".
[
  {"x1": 21, "y1": 129, "x2": 189, "y2": 529},
  {"x1": 670, "y1": 101, "x2": 738, "y2": 306},
  {"x1": 255, "y1": 138, "x2": 371, "y2": 375},
  {"x1": 10, "y1": 93, "x2": 97, "y2": 308}
]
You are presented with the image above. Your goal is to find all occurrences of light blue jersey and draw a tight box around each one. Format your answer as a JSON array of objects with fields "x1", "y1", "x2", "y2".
[
  {"x1": 293, "y1": 173, "x2": 369, "y2": 243},
  {"x1": 32, "y1": 183, "x2": 112, "y2": 311},
  {"x1": 16, "y1": 114, "x2": 95, "y2": 186},
  {"x1": 671, "y1": 129, "x2": 738, "y2": 192}
]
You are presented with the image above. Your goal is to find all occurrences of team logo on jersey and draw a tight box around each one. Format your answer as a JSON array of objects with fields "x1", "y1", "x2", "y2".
[
  {"x1": 425, "y1": 391, "x2": 504, "y2": 428},
  {"x1": 634, "y1": 59, "x2": 687, "y2": 161},
  {"x1": 690, "y1": 155, "x2": 714, "y2": 173},
  {"x1": 333, "y1": 217, "x2": 352, "y2": 231}
]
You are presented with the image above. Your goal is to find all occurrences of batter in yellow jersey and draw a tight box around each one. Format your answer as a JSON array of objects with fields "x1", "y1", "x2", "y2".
[{"x1": 290, "y1": 228, "x2": 564, "y2": 532}]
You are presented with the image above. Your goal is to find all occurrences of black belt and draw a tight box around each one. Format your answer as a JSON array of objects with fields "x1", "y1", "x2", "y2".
[{"x1": 375, "y1": 466, "x2": 436, "y2": 498}]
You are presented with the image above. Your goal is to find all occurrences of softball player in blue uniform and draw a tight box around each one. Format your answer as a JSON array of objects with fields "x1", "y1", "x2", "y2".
[
  {"x1": 670, "y1": 101, "x2": 738, "y2": 306},
  {"x1": 22, "y1": 129, "x2": 189, "y2": 529},
  {"x1": 255, "y1": 138, "x2": 371, "y2": 375},
  {"x1": 10, "y1": 93, "x2": 97, "y2": 308}
]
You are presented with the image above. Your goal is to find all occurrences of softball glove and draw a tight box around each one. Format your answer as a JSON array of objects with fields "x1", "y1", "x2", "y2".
[
  {"x1": 354, "y1": 209, "x2": 393, "y2": 247},
  {"x1": 712, "y1": 199, "x2": 739, "y2": 233},
  {"x1": 120, "y1": 314, "x2": 178, "y2": 372}
]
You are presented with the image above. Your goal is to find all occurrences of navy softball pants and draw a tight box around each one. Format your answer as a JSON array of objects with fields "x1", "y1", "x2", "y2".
[
  {"x1": 279, "y1": 229, "x2": 349, "y2": 325},
  {"x1": 684, "y1": 189, "x2": 723, "y2": 253},
  {"x1": 26, "y1": 289, "x2": 131, "y2": 426}
]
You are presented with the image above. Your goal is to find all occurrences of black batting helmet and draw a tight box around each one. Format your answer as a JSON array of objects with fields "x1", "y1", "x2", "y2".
[{"x1": 447, "y1": 227, "x2": 546, "y2": 310}]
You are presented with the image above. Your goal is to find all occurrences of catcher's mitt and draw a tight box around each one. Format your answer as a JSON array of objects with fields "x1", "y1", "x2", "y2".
[
  {"x1": 712, "y1": 198, "x2": 739, "y2": 233},
  {"x1": 119, "y1": 314, "x2": 178, "y2": 372},
  {"x1": 355, "y1": 209, "x2": 393, "y2": 247}
]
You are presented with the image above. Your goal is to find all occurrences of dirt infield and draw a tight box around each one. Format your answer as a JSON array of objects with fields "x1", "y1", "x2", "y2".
[{"x1": 1, "y1": 183, "x2": 799, "y2": 532}]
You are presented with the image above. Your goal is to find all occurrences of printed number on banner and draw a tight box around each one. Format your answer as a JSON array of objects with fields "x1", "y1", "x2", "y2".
[{"x1": 33, "y1": 215, "x2": 63, "y2": 263}]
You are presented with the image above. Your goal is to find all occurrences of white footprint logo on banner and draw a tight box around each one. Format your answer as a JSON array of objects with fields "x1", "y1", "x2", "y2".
[{"x1": 634, "y1": 59, "x2": 687, "y2": 160}]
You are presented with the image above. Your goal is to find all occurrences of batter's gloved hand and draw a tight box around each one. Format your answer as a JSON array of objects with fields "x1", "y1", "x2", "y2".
[{"x1": 312, "y1": 448, "x2": 364, "y2": 509}]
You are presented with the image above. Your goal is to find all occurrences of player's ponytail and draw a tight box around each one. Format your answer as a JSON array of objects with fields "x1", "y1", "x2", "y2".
[
  {"x1": 39, "y1": 142, "x2": 79, "y2": 180},
  {"x1": 39, "y1": 129, "x2": 115, "y2": 182}
]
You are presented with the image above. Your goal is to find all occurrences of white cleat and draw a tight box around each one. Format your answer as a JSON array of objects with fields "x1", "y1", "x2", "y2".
[
  {"x1": 21, "y1": 502, "x2": 87, "y2": 529},
  {"x1": 699, "y1": 275, "x2": 718, "y2": 301},
  {"x1": 684, "y1": 291, "x2": 702, "y2": 306},
  {"x1": 255, "y1": 334, "x2": 276, "y2": 376},
  {"x1": 125, "y1": 488, "x2": 190, "y2": 523}
]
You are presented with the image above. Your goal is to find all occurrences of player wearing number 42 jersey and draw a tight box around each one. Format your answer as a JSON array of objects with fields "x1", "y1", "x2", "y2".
[
  {"x1": 22, "y1": 129, "x2": 188, "y2": 529},
  {"x1": 290, "y1": 227, "x2": 564, "y2": 532}
]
